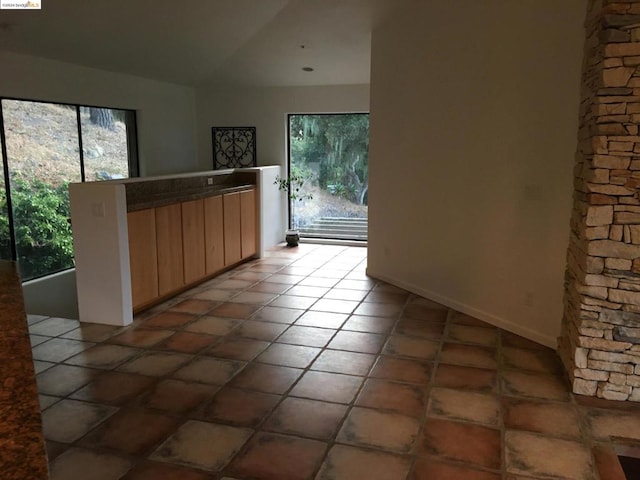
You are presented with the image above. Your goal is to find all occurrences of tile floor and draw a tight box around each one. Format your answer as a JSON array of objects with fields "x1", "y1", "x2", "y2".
[{"x1": 29, "y1": 244, "x2": 640, "y2": 480}]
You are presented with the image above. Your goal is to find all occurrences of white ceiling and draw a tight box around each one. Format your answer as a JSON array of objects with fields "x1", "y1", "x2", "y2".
[{"x1": 0, "y1": 0, "x2": 405, "y2": 87}]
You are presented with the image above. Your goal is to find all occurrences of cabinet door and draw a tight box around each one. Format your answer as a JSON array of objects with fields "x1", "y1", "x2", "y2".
[
  {"x1": 156, "y1": 203, "x2": 184, "y2": 295},
  {"x1": 182, "y1": 199, "x2": 205, "y2": 284},
  {"x1": 223, "y1": 192, "x2": 241, "y2": 266},
  {"x1": 127, "y1": 208, "x2": 158, "y2": 309},
  {"x1": 204, "y1": 195, "x2": 225, "y2": 274},
  {"x1": 240, "y1": 188, "x2": 257, "y2": 259}
]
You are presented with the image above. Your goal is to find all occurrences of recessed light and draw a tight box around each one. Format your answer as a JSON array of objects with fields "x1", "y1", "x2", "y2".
[{"x1": 302, "y1": 67, "x2": 314, "y2": 72}]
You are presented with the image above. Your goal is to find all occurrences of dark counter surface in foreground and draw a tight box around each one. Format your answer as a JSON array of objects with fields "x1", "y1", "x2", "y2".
[{"x1": 0, "y1": 261, "x2": 48, "y2": 479}]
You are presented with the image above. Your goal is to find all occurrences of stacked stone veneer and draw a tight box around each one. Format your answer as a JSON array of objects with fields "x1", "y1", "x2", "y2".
[{"x1": 560, "y1": 0, "x2": 640, "y2": 402}]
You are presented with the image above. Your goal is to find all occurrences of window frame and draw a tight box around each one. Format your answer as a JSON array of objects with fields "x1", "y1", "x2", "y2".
[{"x1": 0, "y1": 96, "x2": 139, "y2": 280}]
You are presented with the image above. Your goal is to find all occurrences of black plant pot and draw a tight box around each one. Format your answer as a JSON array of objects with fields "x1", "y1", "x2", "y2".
[{"x1": 285, "y1": 229, "x2": 300, "y2": 247}]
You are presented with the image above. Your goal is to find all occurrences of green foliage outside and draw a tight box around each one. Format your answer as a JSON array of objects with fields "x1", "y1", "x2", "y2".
[
  {"x1": 290, "y1": 114, "x2": 369, "y2": 205},
  {"x1": 0, "y1": 177, "x2": 74, "y2": 280}
]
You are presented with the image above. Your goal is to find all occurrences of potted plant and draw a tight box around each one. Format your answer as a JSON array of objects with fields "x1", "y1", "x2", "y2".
[{"x1": 274, "y1": 166, "x2": 313, "y2": 247}]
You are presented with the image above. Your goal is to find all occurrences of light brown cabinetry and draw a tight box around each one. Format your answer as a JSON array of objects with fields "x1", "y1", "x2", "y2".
[
  {"x1": 182, "y1": 199, "x2": 206, "y2": 284},
  {"x1": 240, "y1": 188, "x2": 257, "y2": 259},
  {"x1": 223, "y1": 192, "x2": 242, "y2": 266},
  {"x1": 127, "y1": 208, "x2": 158, "y2": 310},
  {"x1": 155, "y1": 203, "x2": 184, "y2": 296},
  {"x1": 204, "y1": 195, "x2": 225, "y2": 274}
]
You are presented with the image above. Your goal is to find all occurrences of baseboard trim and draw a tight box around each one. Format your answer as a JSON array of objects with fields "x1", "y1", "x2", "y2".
[{"x1": 367, "y1": 268, "x2": 557, "y2": 349}]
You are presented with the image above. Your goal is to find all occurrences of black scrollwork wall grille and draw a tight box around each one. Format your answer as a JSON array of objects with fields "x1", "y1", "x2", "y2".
[{"x1": 212, "y1": 127, "x2": 257, "y2": 169}]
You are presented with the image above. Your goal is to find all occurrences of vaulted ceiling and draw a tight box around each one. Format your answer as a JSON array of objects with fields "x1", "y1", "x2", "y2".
[{"x1": 0, "y1": 0, "x2": 406, "y2": 87}]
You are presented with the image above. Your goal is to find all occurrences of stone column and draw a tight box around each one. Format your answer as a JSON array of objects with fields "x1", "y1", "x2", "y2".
[{"x1": 560, "y1": 0, "x2": 640, "y2": 402}]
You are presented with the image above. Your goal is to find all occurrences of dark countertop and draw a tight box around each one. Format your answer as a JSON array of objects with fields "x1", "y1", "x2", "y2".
[
  {"x1": 126, "y1": 184, "x2": 256, "y2": 212},
  {"x1": 0, "y1": 261, "x2": 48, "y2": 479}
]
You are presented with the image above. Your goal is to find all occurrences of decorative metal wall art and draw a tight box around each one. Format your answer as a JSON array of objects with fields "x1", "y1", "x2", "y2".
[{"x1": 212, "y1": 127, "x2": 256, "y2": 169}]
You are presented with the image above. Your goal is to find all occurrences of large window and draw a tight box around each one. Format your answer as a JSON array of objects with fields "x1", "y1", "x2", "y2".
[
  {"x1": 288, "y1": 113, "x2": 369, "y2": 241},
  {"x1": 0, "y1": 98, "x2": 138, "y2": 280}
]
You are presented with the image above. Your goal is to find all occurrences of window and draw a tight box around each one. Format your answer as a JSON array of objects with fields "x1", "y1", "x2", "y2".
[
  {"x1": 288, "y1": 113, "x2": 369, "y2": 241},
  {"x1": 0, "y1": 98, "x2": 138, "y2": 280}
]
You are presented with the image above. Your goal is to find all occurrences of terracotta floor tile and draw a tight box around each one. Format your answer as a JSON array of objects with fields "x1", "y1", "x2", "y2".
[
  {"x1": 256, "y1": 343, "x2": 321, "y2": 368},
  {"x1": 299, "y1": 276, "x2": 340, "y2": 288},
  {"x1": 210, "y1": 302, "x2": 261, "y2": 319},
  {"x1": 119, "y1": 352, "x2": 192, "y2": 377},
  {"x1": 276, "y1": 325, "x2": 336, "y2": 347},
  {"x1": 503, "y1": 397, "x2": 582, "y2": 438},
  {"x1": 505, "y1": 430, "x2": 594, "y2": 479},
  {"x1": 311, "y1": 349, "x2": 376, "y2": 376},
  {"x1": 411, "y1": 458, "x2": 501, "y2": 480},
  {"x1": 369, "y1": 356, "x2": 431, "y2": 384},
  {"x1": 450, "y1": 312, "x2": 494, "y2": 328},
  {"x1": 316, "y1": 444, "x2": 411, "y2": 480},
  {"x1": 151, "y1": 420, "x2": 252, "y2": 471},
  {"x1": 226, "y1": 432, "x2": 326, "y2": 480},
  {"x1": 79, "y1": 407, "x2": 180, "y2": 455},
  {"x1": 587, "y1": 409, "x2": 640, "y2": 441},
  {"x1": 49, "y1": 448, "x2": 132, "y2": 480},
  {"x1": 269, "y1": 295, "x2": 318, "y2": 309},
  {"x1": 230, "y1": 363, "x2": 302, "y2": 394},
  {"x1": 232, "y1": 291, "x2": 279, "y2": 305},
  {"x1": 143, "y1": 311, "x2": 198, "y2": 329},
  {"x1": 109, "y1": 328, "x2": 174, "y2": 348},
  {"x1": 169, "y1": 298, "x2": 218, "y2": 314},
  {"x1": 39, "y1": 394, "x2": 61, "y2": 410},
  {"x1": 193, "y1": 288, "x2": 240, "y2": 302},
  {"x1": 265, "y1": 274, "x2": 305, "y2": 285},
  {"x1": 42, "y1": 399, "x2": 116, "y2": 443},
  {"x1": 428, "y1": 387, "x2": 500, "y2": 426},
  {"x1": 394, "y1": 318, "x2": 445, "y2": 340},
  {"x1": 36, "y1": 364, "x2": 98, "y2": 396},
  {"x1": 356, "y1": 379, "x2": 426, "y2": 417},
  {"x1": 198, "y1": 386, "x2": 279, "y2": 427},
  {"x1": 61, "y1": 324, "x2": 122, "y2": 343},
  {"x1": 172, "y1": 357, "x2": 245, "y2": 385},
  {"x1": 447, "y1": 324, "x2": 499, "y2": 347},
  {"x1": 155, "y1": 332, "x2": 219, "y2": 354},
  {"x1": 354, "y1": 302, "x2": 403, "y2": 318},
  {"x1": 33, "y1": 360, "x2": 55, "y2": 374},
  {"x1": 295, "y1": 311, "x2": 349, "y2": 329},
  {"x1": 416, "y1": 418, "x2": 501, "y2": 469},
  {"x1": 408, "y1": 297, "x2": 448, "y2": 309},
  {"x1": 323, "y1": 289, "x2": 368, "y2": 301},
  {"x1": 28, "y1": 317, "x2": 79, "y2": 337},
  {"x1": 286, "y1": 285, "x2": 331, "y2": 297},
  {"x1": 232, "y1": 271, "x2": 272, "y2": 282},
  {"x1": 502, "y1": 331, "x2": 549, "y2": 350},
  {"x1": 337, "y1": 407, "x2": 421, "y2": 453},
  {"x1": 402, "y1": 304, "x2": 448, "y2": 322},
  {"x1": 247, "y1": 282, "x2": 291, "y2": 294},
  {"x1": 501, "y1": 370, "x2": 570, "y2": 402},
  {"x1": 363, "y1": 291, "x2": 409, "y2": 305},
  {"x1": 439, "y1": 343, "x2": 497, "y2": 369},
  {"x1": 45, "y1": 440, "x2": 67, "y2": 462},
  {"x1": 215, "y1": 279, "x2": 255, "y2": 290},
  {"x1": 433, "y1": 363, "x2": 496, "y2": 392},
  {"x1": 232, "y1": 320, "x2": 288, "y2": 341},
  {"x1": 70, "y1": 371, "x2": 156, "y2": 406},
  {"x1": 206, "y1": 337, "x2": 270, "y2": 361},
  {"x1": 122, "y1": 460, "x2": 216, "y2": 480},
  {"x1": 290, "y1": 371, "x2": 363, "y2": 403},
  {"x1": 383, "y1": 335, "x2": 439, "y2": 360},
  {"x1": 142, "y1": 379, "x2": 217, "y2": 414},
  {"x1": 342, "y1": 315, "x2": 396, "y2": 334},
  {"x1": 310, "y1": 298, "x2": 360, "y2": 314},
  {"x1": 263, "y1": 397, "x2": 348, "y2": 440},
  {"x1": 32, "y1": 338, "x2": 95, "y2": 363},
  {"x1": 335, "y1": 279, "x2": 374, "y2": 291},
  {"x1": 328, "y1": 331, "x2": 386, "y2": 354},
  {"x1": 30, "y1": 334, "x2": 51, "y2": 347},
  {"x1": 251, "y1": 306, "x2": 304, "y2": 324},
  {"x1": 502, "y1": 346, "x2": 563, "y2": 375},
  {"x1": 65, "y1": 344, "x2": 141, "y2": 370},
  {"x1": 184, "y1": 316, "x2": 241, "y2": 336}
]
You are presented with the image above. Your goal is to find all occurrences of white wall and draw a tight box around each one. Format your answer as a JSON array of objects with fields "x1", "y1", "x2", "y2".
[
  {"x1": 368, "y1": 0, "x2": 586, "y2": 346},
  {"x1": 0, "y1": 51, "x2": 198, "y2": 176},
  {"x1": 196, "y1": 84, "x2": 369, "y2": 239},
  {"x1": 0, "y1": 51, "x2": 199, "y2": 318}
]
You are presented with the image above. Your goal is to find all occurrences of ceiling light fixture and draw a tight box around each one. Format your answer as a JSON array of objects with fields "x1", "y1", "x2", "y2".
[{"x1": 302, "y1": 67, "x2": 314, "y2": 72}]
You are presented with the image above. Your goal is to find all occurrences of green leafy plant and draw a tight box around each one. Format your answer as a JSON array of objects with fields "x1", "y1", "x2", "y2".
[{"x1": 274, "y1": 165, "x2": 313, "y2": 202}]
